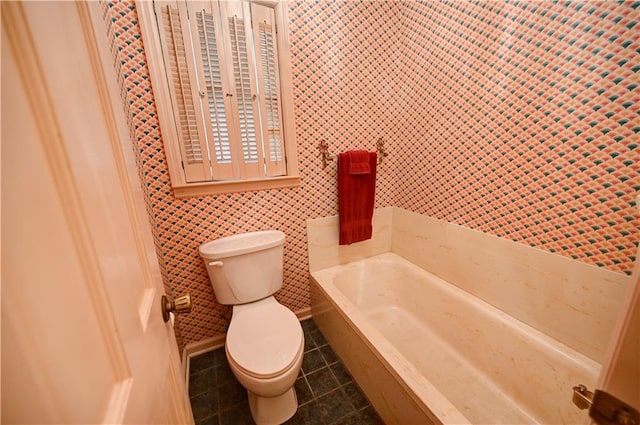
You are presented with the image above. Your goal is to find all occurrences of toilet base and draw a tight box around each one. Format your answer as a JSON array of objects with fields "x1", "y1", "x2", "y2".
[{"x1": 247, "y1": 386, "x2": 298, "y2": 425}]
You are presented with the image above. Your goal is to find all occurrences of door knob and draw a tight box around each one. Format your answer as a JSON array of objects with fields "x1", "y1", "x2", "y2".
[
  {"x1": 161, "y1": 294, "x2": 192, "y2": 323},
  {"x1": 573, "y1": 384, "x2": 640, "y2": 425}
]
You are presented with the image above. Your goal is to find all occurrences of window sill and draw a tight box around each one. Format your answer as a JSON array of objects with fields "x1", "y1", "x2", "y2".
[{"x1": 172, "y1": 175, "x2": 301, "y2": 198}]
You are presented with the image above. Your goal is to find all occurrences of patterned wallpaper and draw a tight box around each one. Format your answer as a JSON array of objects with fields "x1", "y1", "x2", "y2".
[
  {"x1": 101, "y1": 0, "x2": 638, "y2": 345},
  {"x1": 394, "y1": 1, "x2": 639, "y2": 274},
  {"x1": 101, "y1": 0, "x2": 401, "y2": 344}
]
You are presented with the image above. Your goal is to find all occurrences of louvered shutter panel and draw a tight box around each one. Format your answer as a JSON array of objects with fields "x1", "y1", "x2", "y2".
[
  {"x1": 221, "y1": 0, "x2": 265, "y2": 179},
  {"x1": 154, "y1": 1, "x2": 213, "y2": 182},
  {"x1": 185, "y1": 1, "x2": 237, "y2": 180},
  {"x1": 251, "y1": 3, "x2": 286, "y2": 177}
]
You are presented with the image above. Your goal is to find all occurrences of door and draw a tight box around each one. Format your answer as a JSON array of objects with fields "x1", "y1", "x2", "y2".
[
  {"x1": 1, "y1": 2, "x2": 194, "y2": 423},
  {"x1": 590, "y1": 238, "x2": 640, "y2": 424}
]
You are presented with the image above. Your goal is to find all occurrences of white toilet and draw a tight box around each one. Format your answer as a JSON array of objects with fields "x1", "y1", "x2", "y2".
[{"x1": 199, "y1": 230, "x2": 304, "y2": 425}]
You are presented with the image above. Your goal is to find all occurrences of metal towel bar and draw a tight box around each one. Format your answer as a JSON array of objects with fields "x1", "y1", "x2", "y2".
[{"x1": 317, "y1": 138, "x2": 389, "y2": 169}]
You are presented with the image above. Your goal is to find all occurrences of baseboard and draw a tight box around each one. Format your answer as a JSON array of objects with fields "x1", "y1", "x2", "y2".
[
  {"x1": 185, "y1": 334, "x2": 227, "y2": 359},
  {"x1": 296, "y1": 306, "x2": 312, "y2": 321}
]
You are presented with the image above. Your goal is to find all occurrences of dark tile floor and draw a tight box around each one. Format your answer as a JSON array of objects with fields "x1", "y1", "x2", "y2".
[{"x1": 188, "y1": 318, "x2": 384, "y2": 425}]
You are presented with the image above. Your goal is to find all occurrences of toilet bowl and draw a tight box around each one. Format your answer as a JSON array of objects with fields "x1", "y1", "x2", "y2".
[
  {"x1": 226, "y1": 297, "x2": 304, "y2": 424},
  {"x1": 199, "y1": 231, "x2": 304, "y2": 424}
]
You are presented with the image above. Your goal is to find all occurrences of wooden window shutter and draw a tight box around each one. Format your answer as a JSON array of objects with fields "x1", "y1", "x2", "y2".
[
  {"x1": 185, "y1": 1, "x2": 237, "y2": 180},
  {"x1": 221, "y1": 1, "x2": 264, "y2": 179},
  {"x1": 154, "y1": 1, "x2": 213, "y2": 182},
  {"x1": 251, "y1": 2, "x2": 286, "y2": 177}
]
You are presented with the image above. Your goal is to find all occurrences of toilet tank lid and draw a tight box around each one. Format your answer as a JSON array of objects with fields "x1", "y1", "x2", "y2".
[{"x1": 199, "y1": 230, "x2": 285, "y2": 259}]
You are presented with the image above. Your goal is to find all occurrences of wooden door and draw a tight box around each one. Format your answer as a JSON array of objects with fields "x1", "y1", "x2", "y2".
[
  {"x1": 1, "y1": 2, "x2": 194, "y2": 423},
  {"x1": 592, "y1": 239, "x2": 640, "y2": 423}
]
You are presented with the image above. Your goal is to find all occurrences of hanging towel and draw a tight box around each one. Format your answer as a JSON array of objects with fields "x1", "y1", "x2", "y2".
[
  {"x1": 338, "y1": 150, "x2": 377, "y2": 245},
  {"x1": 347, "y1": 150, "x2": 371, "y2": 174}
]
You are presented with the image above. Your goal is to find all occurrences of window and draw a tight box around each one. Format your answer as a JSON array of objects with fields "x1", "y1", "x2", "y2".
[{"x1": 137, "y1": 0, "x2": 299, "y2": 197}]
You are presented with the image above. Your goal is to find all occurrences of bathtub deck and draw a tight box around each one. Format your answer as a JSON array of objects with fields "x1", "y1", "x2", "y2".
[{"x1": 368, "y1": 306, "x2": 537, "y2": 424}]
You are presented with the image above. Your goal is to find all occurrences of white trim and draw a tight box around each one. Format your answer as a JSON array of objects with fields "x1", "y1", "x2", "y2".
[
  {"x1": 185, "y1": 334, "x2": 228, "y2": 359},
  {"x1": 137, "y1": 0, "x2": 189, "y2": 188},
  {"x1": 173, "y1": 174, "x2": 300, "y2": 197},
  {"x1": 273, "y1": 0, "x2": 299, "y2": 178},
  {"x1": 295, "y1": 306, "x2": 313, "y2": 321}
]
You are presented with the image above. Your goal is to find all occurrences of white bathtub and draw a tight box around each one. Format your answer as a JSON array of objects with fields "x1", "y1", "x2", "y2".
[{"x1": 310, "y1": 253, "x2": 599, "y2": 425}]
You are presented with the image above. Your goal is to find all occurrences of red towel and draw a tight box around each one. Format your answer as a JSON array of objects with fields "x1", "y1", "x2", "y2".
[
  {"x1": 338, "y1": 151, "x2": 377, "y2": 245},
  {"x1": 348, "y1": 150, "x2": 371, "y2": 174}
]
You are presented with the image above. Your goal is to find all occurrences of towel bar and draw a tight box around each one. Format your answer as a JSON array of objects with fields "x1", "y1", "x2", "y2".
[{"x1": 318, "y1": 138, "x2": 389, "y2": 169}]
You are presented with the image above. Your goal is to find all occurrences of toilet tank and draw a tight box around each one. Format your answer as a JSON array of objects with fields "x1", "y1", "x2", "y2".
[{"x1": 198, "y1": 231, "x2": 285, "y2": 305}]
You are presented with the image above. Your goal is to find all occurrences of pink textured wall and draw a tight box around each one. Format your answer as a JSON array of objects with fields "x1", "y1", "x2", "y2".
[
  {"x1": 101, "y1": 0, "x2": 638, "y2": 345},
  {"x1": 101, "y1": 0, "x2": 401, "y2": 344},
  {"x1": 394, "y1": 1, "x2": 639, "y2": 273}
]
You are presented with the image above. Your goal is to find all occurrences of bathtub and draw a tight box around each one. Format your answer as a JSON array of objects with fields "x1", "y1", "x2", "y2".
[{"x1": 310, "y1": 252, "x2": 599, "y2": 425}]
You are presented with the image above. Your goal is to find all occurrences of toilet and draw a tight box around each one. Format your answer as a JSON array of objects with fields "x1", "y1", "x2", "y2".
[{"x1": 199, "y1": 230, "x2": 304, "y2": 425}]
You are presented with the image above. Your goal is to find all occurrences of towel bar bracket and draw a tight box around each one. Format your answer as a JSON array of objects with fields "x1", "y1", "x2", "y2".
[
  {"x1": 318, "y1": 139, "x2": 333, "y2": 169},
  {"x1": 376, "y1": 138, "x2": 388, "y2": 165}
]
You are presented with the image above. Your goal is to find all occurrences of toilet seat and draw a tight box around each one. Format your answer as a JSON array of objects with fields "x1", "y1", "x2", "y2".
[{"x1": 226, "y1": 298, "x2": 303, "y2": 379}]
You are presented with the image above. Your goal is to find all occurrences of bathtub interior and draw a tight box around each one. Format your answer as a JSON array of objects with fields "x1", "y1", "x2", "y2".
[{"x1": 313, "y1": 253, "x2": 600, "y2": 425}]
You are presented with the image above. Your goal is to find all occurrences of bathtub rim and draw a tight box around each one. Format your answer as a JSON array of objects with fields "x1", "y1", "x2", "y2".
[
  {"x1": 324, "y1": 253, "x2": 602, "y2": 379},
  {"x1": 311, "y1": 251, "x2": 603, "y2": 425}
]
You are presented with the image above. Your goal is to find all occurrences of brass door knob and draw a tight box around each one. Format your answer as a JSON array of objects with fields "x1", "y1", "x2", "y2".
[{"x1": 161, "y1": 294, "x2": 192, "y2": 323}]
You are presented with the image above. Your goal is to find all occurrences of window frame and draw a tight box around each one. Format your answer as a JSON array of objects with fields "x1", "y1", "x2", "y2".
[{"x1": 136, "y1": 0, "x2": 299, "y2": 198}]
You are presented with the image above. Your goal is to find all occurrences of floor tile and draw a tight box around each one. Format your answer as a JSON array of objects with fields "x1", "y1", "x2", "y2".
[
  {"x1": 190, "y1": 390, "x2": 218, "y2": 423},
  {"x1": 190, "y1": 351, "x2": 215, "y2": 375},
  {"x1": 188, "y1": 318, "x2": 384, "y2": 425},
  {"x1": 189, "y1": 367, "x2": 215, "y2": 397},
  {"x1": 329, "y1": 361, "x2": 354, "y2": 386},
  {"x1": 215, "y1": 363, "x2": 237, "y2": 388},
  {"x1": 195, "y1": 413, "x2": 218, "y2": 425},
  {"x1": 317, "y1": 388, "x2": 357, "y2": 423},
  {"x1": 332, "y1": 406, "x2": 383, "y2": 425},
  {"x1": 219, "y1": 402, "x2": 254, "y2": 425},
  {"x1": 294, "y1": 377, "x2": 313, "y2": 405},
  {"x1": 310, "y1": 329, "x2": 328, "y2": 346},
  {"x1": 217, "y1": 381, "x2": 248, "y2": 411},
  {"x1": 343, "y1": 382, "x2": 369, "y2": 410},
  {"x1": 319, "y1": 343, "x2": 340, "y2": 365},
  {"x1": 302, "y1": 319, "x2": 319, "y2": 333},
  {"x1": 303, "y1": 333, "x2": 317, "y2": 352},
  {"x1": 306, "y1": 366, "x2": 340, "y2": 398},
  {"x1": 283, "y1": 401, "x2": 323, "y2": 425},
  {"x1": 302, "y1": 348, "x2": 326, "y2": 374}
]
